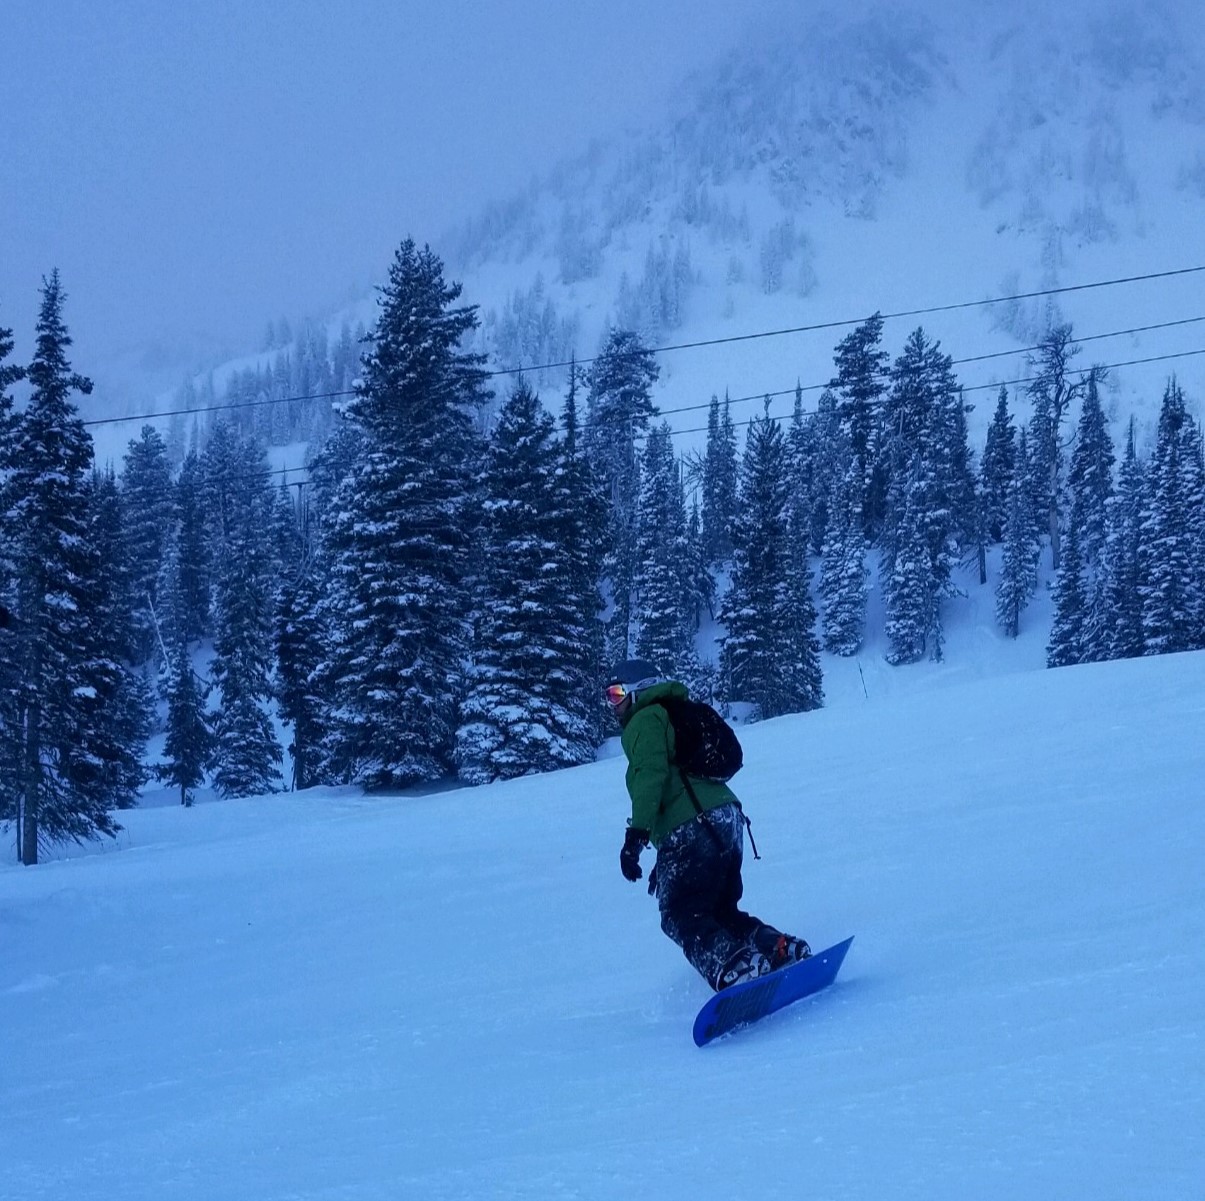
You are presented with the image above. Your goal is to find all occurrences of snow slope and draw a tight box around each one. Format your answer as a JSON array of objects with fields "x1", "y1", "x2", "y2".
[{"x1": 3, "y1": 648, "x2": 1203, "y2": 1200}]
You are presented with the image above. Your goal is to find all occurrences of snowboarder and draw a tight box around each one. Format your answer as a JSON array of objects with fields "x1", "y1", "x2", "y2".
[{"x1": 607, "y1": 658, "x2": 811, "y2": 991}]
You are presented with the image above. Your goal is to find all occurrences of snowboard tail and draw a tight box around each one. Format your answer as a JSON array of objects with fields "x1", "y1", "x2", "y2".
[{"x1": 693, "y1": 935, "x2": 854, "y2": 1046}]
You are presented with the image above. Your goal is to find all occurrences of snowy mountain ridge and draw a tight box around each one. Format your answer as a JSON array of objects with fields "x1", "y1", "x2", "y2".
[{"x1": 87, "y1": 0, "x2": 1205, "y2": 477}]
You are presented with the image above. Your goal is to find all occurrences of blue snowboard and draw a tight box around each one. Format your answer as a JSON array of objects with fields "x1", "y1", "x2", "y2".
[{"x1": 693, "y1": 935, "x2": 855, "y2": 1046}]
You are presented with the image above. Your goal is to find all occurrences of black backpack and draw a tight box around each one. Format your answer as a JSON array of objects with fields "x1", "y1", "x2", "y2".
[{"x1": 653, "y1": 695, "x2": 743, "y2": 782}]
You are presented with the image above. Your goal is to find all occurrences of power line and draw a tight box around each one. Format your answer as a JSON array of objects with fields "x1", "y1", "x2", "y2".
[
  {"x1": 664, "y1": 346, "x2": 1205, "y2": 439},
  {"x1": 80, "y1": 266, "x2": 1205, "y2": 432},
  {"x1": 262, "y1": 343, "x2": 1205, "y2": 489},
  {"x1": 488, "y1": 263, "x2": 1205, "y2": 377},
  {"x1": 652, "y1": 315, "x2": 1205, "y2": 422},
  {"x1": 83, "y1": 386, "x2": 356, "y2": 429}
]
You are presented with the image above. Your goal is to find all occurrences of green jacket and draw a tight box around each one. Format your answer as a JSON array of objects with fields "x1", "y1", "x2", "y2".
[{"x1": 620, "y1": 681, "x2": 738, "y2": 847}]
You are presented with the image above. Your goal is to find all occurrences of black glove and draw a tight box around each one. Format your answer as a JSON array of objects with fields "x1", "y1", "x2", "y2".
[{"x1": 620, "y1": 826, "x2": 649, "y2": 882}]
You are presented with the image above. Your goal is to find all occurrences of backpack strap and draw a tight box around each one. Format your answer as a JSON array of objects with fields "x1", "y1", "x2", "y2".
[{"x1": 678, "y1": 768, "x2": 761, "y2": 861}]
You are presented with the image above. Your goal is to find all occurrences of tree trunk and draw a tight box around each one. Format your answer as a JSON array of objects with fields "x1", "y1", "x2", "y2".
[{"x1": 20, "y1": 700, "x2": 39, "y2": 866}]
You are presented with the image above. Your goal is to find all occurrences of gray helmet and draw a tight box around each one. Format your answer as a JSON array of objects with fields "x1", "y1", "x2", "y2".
[{"x1": 605, "y1": 659, "x2": 662, "y2": 699}]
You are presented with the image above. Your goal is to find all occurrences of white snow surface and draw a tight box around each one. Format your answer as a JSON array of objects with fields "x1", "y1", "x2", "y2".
[{"x1": 4, "y1": 646, "x2": 1204, "y2": 1199}]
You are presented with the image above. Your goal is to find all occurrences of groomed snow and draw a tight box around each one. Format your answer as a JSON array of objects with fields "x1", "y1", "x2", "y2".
[{"x1": 3, "y1": 646, "x2": 1203, "y2": 1199}]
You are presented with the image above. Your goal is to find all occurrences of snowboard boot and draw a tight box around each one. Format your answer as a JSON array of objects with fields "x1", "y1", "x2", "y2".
[
  {"x1": 715, "y1": 949, "x2": 773, "y2": 991},
  {"x1": 770, "y1": 935, "x2": 812, "y2": 970}
]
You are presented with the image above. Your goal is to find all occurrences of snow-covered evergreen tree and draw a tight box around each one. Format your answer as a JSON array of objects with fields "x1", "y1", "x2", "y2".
[
  {"x1": 830, "y1": 313, "x2": 888, "y2": 535},
  {"x1": 807, "y1": 388, "x2": 841, "y2": 555},
  {"x1": 205, "y1": 427, "x2": 281, "y2": 798},
  {"x1": 633, "y1": 423, "x2": 696, "y2": 678},
  {"x1": 1047, "y1": 520, "x2": 1089, "y2": 667},
  {"x1": 1141, "y1": 378, "x2": 1198, "y2": 655},
  {"x1": 615, "y1": 240, "x2": 694, "y2": 341},
  {"x1": 1095, "y1": 420, "x2": 1146, "y2": 662},
  {"x1": 159, "y1": 450, "x2": 211, "y2": 651},
  {"x1": 584, "y1": 327, "x2": 659, "y2": 662},
  {"x1": 701, "y1": 392, "x2": 738, "y2": 565},
  {"x1": 274, "y1": 559, "x2": 327, "y2": 792},
  {"x1": 980, "y1": 386, "x2": 1016, "y2": 544},
  {"x1": 883, "y1": 486, "x2": 933, "y2": 664},
  {"x1": 1026, "y1": 324, "x2": 1086, "y2": 570},
  {"x1": 0, "y1": 273, "x2": 126, "y2": 862},
  {"x1": 1066, "y1": 368, "x2": 1115, "y2": 569},
  {"x1": 1184, "y1": 419, "x2": 1205, "y2": 650},
  {"x1": 270, "y1": 481, "x2": 327, "y2": 791},
  {"x1": 319, "y1": 240, "x2": 490, "y2": 787},
  {"x1": 489, "y1": 275, "x2": 580, "y2": 385},
  {"x1": 76, "y1": 469, "x2": 153, "y2": 811},
  {"x1": 682, "y1": 497, "x2": 715, "y2": 641},
  {"x1": 819, "y1": 437, "x2": 868, "y2": 656},
  {"x1": 879, "y1": 329, "x2": 965, "y2": 663},
  {"x1": 0, "y1": 314, "x2": 24, "y2": 831},
  {"x1": 456, "y1": 380, "x2": 602, "y2": 783},
  {"x1": 120, "y1": 425, "x2": 175, "y2": 666},
  {"x1": 554, "y1": 371, "x2": 610, "y2": 746},
  {"x1": 720, "y1": 406, "x2": 820, "y2": 719},
  {"x1": 783, "y1": 442, "x2": 825, "y2": 712},
  {"x1": 996, "y1": 456, "x2": 1041, "y2": 640},
  {"x1": 159, "y1": 636, "x2": 212, "y2": 806}
]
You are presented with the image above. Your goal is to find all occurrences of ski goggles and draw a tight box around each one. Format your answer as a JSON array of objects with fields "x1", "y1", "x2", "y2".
[{"x1": 605, "y1": 683, "x2": 630, "y2": 707}]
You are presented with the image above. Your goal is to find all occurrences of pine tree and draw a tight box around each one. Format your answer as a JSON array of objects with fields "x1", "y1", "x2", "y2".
[
  {"x1": 633, "y1": 423, "x2": 696, "y2": 676},
  {"x1": 879, "y1": 329, "x2": 965, "y2": 663},
  {"x1": 681, "y1": 497, "x2": 716, "y2": 657},
  {"x1": 584, "y1": 327, "x2": 660, "y2": 661},
  {"x1": 720, "y1": 406, "x2": 818, "y2": 719},
  {"x1": 1066, "y1": 368, "x2": 1115, "y2": 568},
  {"x1": 1142, "y1": 378, "x2": 1197, "y2": 655},
  {"x1": 830, "y1": 313, "x2": 888, "y2": 535},
  {"x1": 807, "y1": 388, "x2": 841, "y2": 555},
  {"x1": 555, "y1": 373, "x2": 610, "y2": 746},
  {"x1": 207, "y1": 431, "x2": 282, "y2": 797},
  {"x1": 120, "y1": 425, "x2": 176, "y2": 666},
  {"x1": 159, "y1": 638, "x2": 213, "y2": 806},
  {"x1": 880, "y1": 331, "x2": 954, "y2": 551},
  {"x1": 75, "y1": 469, "x2": 153, "y2": 810},
  {"x1": 883, "y1": 486, "x2": 933, "y2": 664},
  {"x1": 160, "y1": 450, "x2": 211, "y2": 649},
  {"x1": 949, "y1": 387, "x2": 982, "y2": 569},
  {"x1": 783, "y1": 445, "x2": 825, "y2": 712},
  {"x1": 980, "y1": 386, "x2": 1016, "y2": 544},
  {"x1": 274, "y1": 561, "x2": 327, "y2": 791},
  {"x1": 0, "y1": 314, "x2": 25, "y2": 830},
  {"x1": 1, "y1": 272, "x2": 124, "y2": 862},
  {"x1": 819, "y1": 438, "x2": 868, "y2": 655},
  {"x1": 456, "y1": 380, "x2": 602, "y2": 783},
  {"x1": 996, "y1": 460, "x2": 1041, "y2": 640},
  {"x1": 1096, "y1": 420, "x2": 1146, "y2": 661},
  {"x1": 1047, "y1": 521, "x2": 1089, "y2": 667},
  {"x1": 271, "y1": 481, "x2": 328, "y2": 791},
  {"x1": 1026, "y1": 324, "x2": 1086, "y2": 570},
  {"x1": 701, "y1": 392, "x2": 738, "y2": 564},
  {"x1": 1184, "y1": 420, "x2": 1205, "y2": 649},
  {"x1": 318, "y1": 240, "x2": 490, "y2": 787}
]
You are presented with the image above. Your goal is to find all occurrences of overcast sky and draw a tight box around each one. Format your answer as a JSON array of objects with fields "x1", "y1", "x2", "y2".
[{"x1": 1, "y1": 0, "x2": 757, "y2": 400}]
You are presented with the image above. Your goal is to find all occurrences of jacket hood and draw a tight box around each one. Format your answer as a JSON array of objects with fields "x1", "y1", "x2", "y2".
[{"x1": 629, "y1": 680, "x2": 689, "y2": 711}]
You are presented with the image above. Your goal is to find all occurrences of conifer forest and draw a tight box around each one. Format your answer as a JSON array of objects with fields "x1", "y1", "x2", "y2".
[{"x1": 1, "y1": 240, "x2": 1203, "y2": 863}]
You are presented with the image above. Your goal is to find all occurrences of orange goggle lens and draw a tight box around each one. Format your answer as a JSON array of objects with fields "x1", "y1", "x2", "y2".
[{"x1": 605, "y1": 684, "x2": 628, "y2": 706}]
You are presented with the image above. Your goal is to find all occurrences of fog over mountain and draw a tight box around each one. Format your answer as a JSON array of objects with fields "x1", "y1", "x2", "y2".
[{"x1": 5, "y1": 0, "x2": 1202, "y2": 442}]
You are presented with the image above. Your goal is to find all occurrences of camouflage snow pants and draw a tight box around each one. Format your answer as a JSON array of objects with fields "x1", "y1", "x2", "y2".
[{"x1": 652, "y1": 802, "x2": 786, "y2": 990}]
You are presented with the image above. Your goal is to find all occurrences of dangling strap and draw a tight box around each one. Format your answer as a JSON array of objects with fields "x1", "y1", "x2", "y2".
[
  {"x1": 678, "y1": 769, "x2": 761, "y2": 860},
  {"x1": 740, "y1": 806, "x2": 761, "y2": 860}
]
